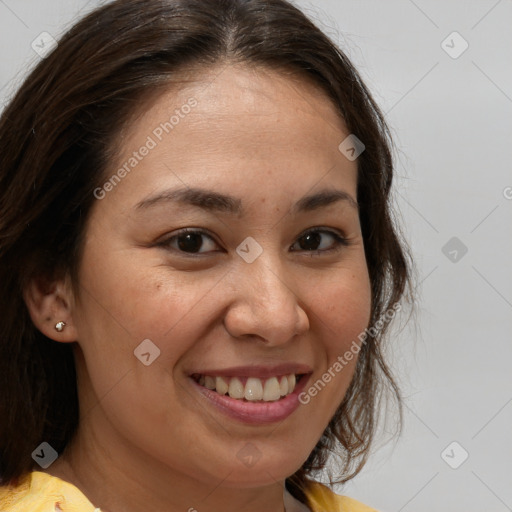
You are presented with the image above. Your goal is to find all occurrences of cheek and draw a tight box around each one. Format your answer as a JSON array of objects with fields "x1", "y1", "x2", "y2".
[
  {"x1": 312, "y1": 266, "x2": 372, "y2": 350},
  {"x1": 76, "y1": 241, "x2": 216, "y2": 341},
  {"x1": 303, "y1": 265, "x2": 371, "y2": 410},
  {"x1": 72, "y1": 249, "x2": 233, "y2": 423}
]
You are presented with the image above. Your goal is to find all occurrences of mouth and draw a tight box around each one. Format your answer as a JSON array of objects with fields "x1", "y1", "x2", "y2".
[
  {"x1": 188, "y1": 365, "x2": 312, "y2": 424},
  {"x1": 190, "y1": 373, "x2": 306, "y2": 402}
]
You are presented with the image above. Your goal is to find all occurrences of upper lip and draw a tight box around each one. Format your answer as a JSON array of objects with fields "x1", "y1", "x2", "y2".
[{"x1": 188, "y1": 363, "x2": 313, "y2": 379}]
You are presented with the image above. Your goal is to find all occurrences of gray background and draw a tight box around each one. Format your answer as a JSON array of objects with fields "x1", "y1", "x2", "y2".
[{"x1": 1, "y1": 1, "x2": 511, "y2": 511}]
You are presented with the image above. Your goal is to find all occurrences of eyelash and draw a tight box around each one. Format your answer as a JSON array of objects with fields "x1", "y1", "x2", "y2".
[{"x1": 157, "y1": 227, "x2": 351, "y2": 256}]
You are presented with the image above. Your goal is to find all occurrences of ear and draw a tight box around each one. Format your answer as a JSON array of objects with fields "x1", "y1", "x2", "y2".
[{"x1": 23, "y1": 274, "x2": 78, "y2": 343}]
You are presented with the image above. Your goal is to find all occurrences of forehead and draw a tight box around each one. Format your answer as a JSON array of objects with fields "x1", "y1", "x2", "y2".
[{"x1": 102, "y1": 63, "x2": 357, "y2": 210}]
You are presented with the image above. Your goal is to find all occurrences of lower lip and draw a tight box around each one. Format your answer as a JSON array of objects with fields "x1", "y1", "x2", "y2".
[{"x1": 190, "y1": 375, "x2": 310, "y2": 425}]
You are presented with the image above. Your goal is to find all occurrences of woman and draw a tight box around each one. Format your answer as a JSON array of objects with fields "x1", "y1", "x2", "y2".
[{"x1": 0, "y1": 0, "x2": 412, "y2": 511}]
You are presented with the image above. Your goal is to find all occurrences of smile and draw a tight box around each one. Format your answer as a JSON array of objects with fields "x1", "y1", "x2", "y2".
[
  {"x1": 189, "y1": 367, "x2": 311, "y2": 424},
  {"x1": 192, "y1": 373, "x2": 300, "y2": 402}
]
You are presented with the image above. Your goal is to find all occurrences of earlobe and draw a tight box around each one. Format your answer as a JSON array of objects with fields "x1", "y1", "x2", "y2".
[{"x1": 23, "y1": 275, "x2": 78, "y2": 343}]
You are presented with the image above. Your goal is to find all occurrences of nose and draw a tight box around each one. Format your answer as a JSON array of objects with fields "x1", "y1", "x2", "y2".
[{"x1": 223, "y1": 256, "x2": 310, "y2": 346}]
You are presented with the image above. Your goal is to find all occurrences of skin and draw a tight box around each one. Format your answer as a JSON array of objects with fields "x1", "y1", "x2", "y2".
[{"x1": 25, "y1": 63, "x2": 372, "y2": 512}]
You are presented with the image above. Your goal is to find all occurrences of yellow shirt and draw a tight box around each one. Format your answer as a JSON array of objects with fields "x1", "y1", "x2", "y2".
[{"x1": 0, "y1": 471, "x2": 377, "y2": 512}]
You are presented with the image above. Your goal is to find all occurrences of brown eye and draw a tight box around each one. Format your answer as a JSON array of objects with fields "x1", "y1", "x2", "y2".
[
  {"x1": 297, "y1": 232, "x2": 322, "y2": 251},
  {"x1": 160, "y1": 229, "x2": 219, "y2": 254},
  {"x1": 291, "y1": 229, "x2": 349, "y2": 253},
  {"x1": 176, "y1": 233, "x2": 205, "y2": 253}
]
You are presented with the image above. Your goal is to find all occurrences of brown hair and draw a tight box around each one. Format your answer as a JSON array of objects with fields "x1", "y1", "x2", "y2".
[{"x1": 0, "y1": 0, "x2": 412, "y2": 505}]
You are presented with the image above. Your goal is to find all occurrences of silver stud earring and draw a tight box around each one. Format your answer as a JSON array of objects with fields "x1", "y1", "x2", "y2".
[{"x1": 54, "y1": 321, "x2": 66, "y2": 332}]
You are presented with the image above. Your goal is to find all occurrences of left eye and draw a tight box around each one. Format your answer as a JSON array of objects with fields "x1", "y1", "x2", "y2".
[{"x1": 291, "y1": 229, "x2": 348, "y2": 252}]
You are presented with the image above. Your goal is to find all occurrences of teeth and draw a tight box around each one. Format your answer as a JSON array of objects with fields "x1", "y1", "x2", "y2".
[
  {"x1": 287, "y1": 374, "x2": 296, "y2": 393},
  {"x1": 204, "y1": 376, "x2": 216, "y2": 390},
  {"x1": 228, "y1": 377, "x2": 245, "y2": 399},
  {"x1": 215, "y1": 376, "x2": 229, "y2": 395},
  {"x1": 263, "y1": 377, "x2": 281, "y2": 401},
  {"x1": 279, "y1": 376, "x2": 289, "y2": 396},
  {"x1": 244, "y1": 377, "x2": 263, "y2": 401},
  {"x1": 198, "y1": 373, "x2": 299, "y2": 401}
]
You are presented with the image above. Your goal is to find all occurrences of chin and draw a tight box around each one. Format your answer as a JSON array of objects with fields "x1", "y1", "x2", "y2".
[{"x1": 210, "y1": 452, "x2": 309, "y2": 489}]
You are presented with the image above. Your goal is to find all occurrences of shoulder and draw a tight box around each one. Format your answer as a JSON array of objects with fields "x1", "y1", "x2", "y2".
[
  {"x1": 0, "y1": 471, "x2": 99, "y2": 512},
  {"x1": 305, "y1": 480, "x2": 379, "y2": 512}
]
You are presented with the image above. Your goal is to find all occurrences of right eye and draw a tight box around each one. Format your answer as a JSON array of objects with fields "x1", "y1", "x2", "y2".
[{"x1": 159, "y1": 229, "x2": 221, "y2": 255}]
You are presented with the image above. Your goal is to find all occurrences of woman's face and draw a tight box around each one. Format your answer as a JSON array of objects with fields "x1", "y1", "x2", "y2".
[{"x1": 67, "y1": 64, "x2": 371, "y2": 488}]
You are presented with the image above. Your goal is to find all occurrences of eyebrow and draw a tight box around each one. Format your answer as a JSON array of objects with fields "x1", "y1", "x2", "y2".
[{"x1": 134, "y1": 187, "x2": 358, "y2": 214}]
